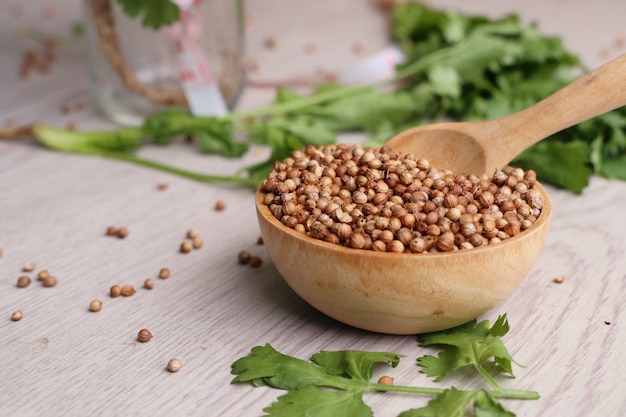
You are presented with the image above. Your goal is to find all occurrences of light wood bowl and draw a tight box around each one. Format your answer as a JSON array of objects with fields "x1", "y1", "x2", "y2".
[{"x1": 255, "y1": 183, "x2": 552, "y2": 334}]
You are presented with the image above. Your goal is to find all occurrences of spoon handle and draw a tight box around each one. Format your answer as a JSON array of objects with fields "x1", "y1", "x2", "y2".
[{"x1": 494, "y1": 53, "x2": 626, "y2": 163}]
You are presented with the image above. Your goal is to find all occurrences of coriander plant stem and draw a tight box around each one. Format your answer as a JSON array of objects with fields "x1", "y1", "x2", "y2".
[
  {"x1": 98, "y1": 151, "x2": 260, "y2": 186},
  {"x1": 369, "y1": 383, "x2": 540, "y2": 400}
]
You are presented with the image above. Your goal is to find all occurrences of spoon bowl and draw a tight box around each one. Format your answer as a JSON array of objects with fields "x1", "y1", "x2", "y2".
[
  {"x1": 255, "y1": 183, "x2": 552, "y2": 335},
  {"x1": 386, "y1": 53, "x2": 626, "y2": 174}
]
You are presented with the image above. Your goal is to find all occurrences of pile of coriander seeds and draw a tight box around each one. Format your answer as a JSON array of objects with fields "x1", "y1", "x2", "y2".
[{"x1": 259, "y1": 144, "x2": 544, "y2": 253}]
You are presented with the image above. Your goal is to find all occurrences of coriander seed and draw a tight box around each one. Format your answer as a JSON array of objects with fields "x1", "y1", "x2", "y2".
[
  {"x1": 116, "y1": 227, "x2": 128, "y2": 239},
  {"x1": 180, "y1": 241, "x2": 192, "y2": 253},
  {"x1": 105, "y1": 226, "x2": 117, "y2": 236},
  {"x1": 22, "y1": 262, "x2": 35, "y2": 272},
  {"x1": 192, "y1": 237, "x2": 203, "y2": 249},
  {"x1": 159, "y1": 268, "x2": 170, "y2": 279},
  {"x1": 186, "y1": 229, "x2": 200, "y2": 239},
  {"x1": 89, "y1": 299, "x2": 102, "y2": 312},
  {"x1": 215, "y1": 200, "x2": 226, "y2": 211},
  {"x1": 249, "y1": 256, "x2": 263, "y2": 268},
  {"x1": 37, "y1": 270, "x2": 50, "y2": 280},
  {"x1": 110, "y1": 285, "x2": 122, "y2": 297},
  {"x1": 554, "y1": 275, "x2": 565, "y2": 284},
  {"x1": 137, "y1": 328, "x2": 153, "y2": 343},
  {"x1": 42, "y1": 276, "x2": 57, "y2": 287},
  {"x1": 167, "y1": 358, "x2": 182, "y2": 372},
  {"x1": 237, "y1": 251, "x2": 251, "y2": 264},
  {"x1": 259, "y1": 144, "x2": 543, "y2": 253},
  {"x1": 377, "y1": 376, "x2": 394, "y2": 385},
  {"x1": 144, "y1": 278, "x2": 155, "y2": 289},
  {"x1": 17, "y1": 275, "x2": 31, "y2": 288},
  {"x1": 121, "y1": 285, "x2": 135, "y2": 296},
  {"x1": 11, "y1": 310, "x2": 23, "y2": 321}
]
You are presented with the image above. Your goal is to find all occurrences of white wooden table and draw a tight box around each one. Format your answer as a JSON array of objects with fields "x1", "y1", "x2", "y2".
[{"x1": 1, "y1": 1, "x2": 625, "y2": 416}]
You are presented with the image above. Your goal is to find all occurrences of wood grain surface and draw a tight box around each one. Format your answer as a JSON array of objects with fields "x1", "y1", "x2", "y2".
[{"x1": 1, "y1": 1, "x2": 625, "y2": 416}]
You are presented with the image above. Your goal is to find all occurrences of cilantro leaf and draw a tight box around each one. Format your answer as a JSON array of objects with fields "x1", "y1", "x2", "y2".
[
  {"x1": 229, "y1": 319, "x2": 537, "y2": 417},
  {"x1": 230, "y1": 344, "x2": 347, "y2": 390},
  {"x1": 399, "y1": 388, "x2": 515, "y2": 417},
  {"x1": 417, "y1": 315, "x2": 516, "y2": 383},
  {"x1": 116, "y1": 0, "x2": 180, "y2": 30},
  {"x1": 232, "y1": 346, "x2": 404, "y2": 417},
  {"x1": 311, "y1": 350, "x2": 402, "y2": 382},
  {"x1": 264, "y1": 386, "x2": 373, "y2": 417}
]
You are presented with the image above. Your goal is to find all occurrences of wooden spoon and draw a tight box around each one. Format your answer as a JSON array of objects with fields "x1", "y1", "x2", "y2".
[{"x1": 386, "y1": 53, "x2": 626, "y2": 174}]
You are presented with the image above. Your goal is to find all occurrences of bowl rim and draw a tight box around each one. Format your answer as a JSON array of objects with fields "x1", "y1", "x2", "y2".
[{"x1": 256, "y1": 181, "x2": 552, "y2": 260}]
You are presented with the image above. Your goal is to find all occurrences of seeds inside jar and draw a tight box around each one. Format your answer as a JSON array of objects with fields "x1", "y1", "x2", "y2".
[{"x1": 259, "y1": 144, "x2": 543, "y2": 253}]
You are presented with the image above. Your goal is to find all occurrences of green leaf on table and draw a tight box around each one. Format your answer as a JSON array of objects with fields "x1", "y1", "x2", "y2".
[
  {"x1": 417, "y1": 314, "x2": 516, "y2": 382},
  {"x1": 263, "y1": 386, "x2": 373, "y2": 417},
  {"x1": 231, "y1": 345, "x2": 405, "y2": 417},
  {"x1": 311, "y1": 350, "x2": 403, "y2": 381},
  {"x1": 116, "y1": 0, "x2": 180, "y2": 29},
  {"x1": 399, "y1": 388, "x2": 515, "y2": 417},
  {"x1": 231, "y1": 344, "x2": 343, "y2": 390}
]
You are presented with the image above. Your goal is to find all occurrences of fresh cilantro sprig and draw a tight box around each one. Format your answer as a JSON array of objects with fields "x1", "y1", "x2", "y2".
[
  {"x1": 231, "y1": 315, "x2": 539, "y2": 417},
  {"x1": 417, "y1": 314, "x2": 516, "y2": 388},
  {"x1": 27, "y1": 2, "x2": 626, "y2": 192}
]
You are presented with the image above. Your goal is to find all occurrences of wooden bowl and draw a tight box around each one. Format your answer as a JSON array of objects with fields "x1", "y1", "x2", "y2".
[{"x1": 255, "y1": 183, "x2": 552, "y2": 334}]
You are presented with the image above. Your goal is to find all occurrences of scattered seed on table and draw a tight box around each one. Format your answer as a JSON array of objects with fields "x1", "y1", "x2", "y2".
[
  {"x1": 37, "y1": 270, "x2": 50, "y2": 280},
  {"x1": 554, "y1": 275, "x2": 565, "y2": 284},
  {"x1": 105, "y1": 226, "x2": 117, "y2": 236},
  {"x1": 180, "y1": 241, "x2": 193, "y2": 253},
  {"x1": 110, "y1": 285, "x2": 122, "y2": 297},
  {"x1": 157, "y1": 182, "x2": 168, "y2": 191},
  {"x1": 16, "y1": 276, "x2": 31, "y2": 288},
  {"x1": 159, "y1": 268, "x2": 170, "y2": 279},
  {"x1": 42, "y1": 276, "x2": 57, "y2": 287},
  {"x1": 144, "y1": 278, "x2": 155, "y2": 289},
  {"x1": 377, "y1": 376, "x2": 394, "y2": 385},
  {"x1": 214, "y1": 200, "x2": 226, "y2": 211},
  {"x1": 23, "y1": 262, "x2": 35, "y2": 272},
  {"x1": 116, "y1": 227, "x2": 128, "y2": 239},
  {"x1": 11, "y1": 310, "x2": 23, "y2": 321},
  {"x1": 186, "y1": 229, "x2": 200, "y2": 239},
  {"x1": 192, "y1": 237, "x2": 203, "y2": 249},
  {"x1": 257, "y1": 236, "x2": 264, "y2": 245},
  {"x1": 137, "y1": 328, "x2": 153, "y2": 343},
  {"x1": 263, "y1": 37, "x2": 278, "y2": 49},
  {"x1": 249, "y1": 256, "x2": 263, "y2": 268},
  {"x1": 121, "y1": 285, "x2": 135, "y2": 296},
  {"x1": 237, "y1": 251, "x2": 251, "y2": 265},
  {"x1": 0, "y1": 248, "x2": 3, "y2": 257},
  {"x1": 89, "y1": 299, "x2": 102, "y2": 312},
  {"x1": 167, "y1": 358, "x2": 182, "y2": 372}
]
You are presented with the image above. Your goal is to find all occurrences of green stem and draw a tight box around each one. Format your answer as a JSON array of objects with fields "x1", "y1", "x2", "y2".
[
  {"x1": 98, "y1": 151, "x2": 260, "y2": 187},
  {"x1": 369, "y1": 384, "x2": 540, "y2": 400},
  {"x1": 475, "y1": 362, "x2": 501, "y2": 390},
  {"x1": 228, "y1": 85, "x2": 373, "y2": 121}
]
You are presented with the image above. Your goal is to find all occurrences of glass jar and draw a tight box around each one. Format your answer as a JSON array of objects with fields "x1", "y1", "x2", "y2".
[{"x1": 83, "y1": 0, "x2": 246, "y2": 126}]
